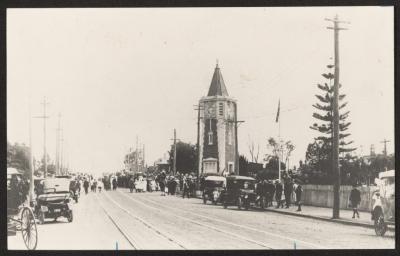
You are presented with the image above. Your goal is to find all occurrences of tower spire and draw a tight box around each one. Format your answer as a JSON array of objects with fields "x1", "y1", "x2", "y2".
[{"x1": 207, "y1": 63, "x2": 228, "y2": 96}]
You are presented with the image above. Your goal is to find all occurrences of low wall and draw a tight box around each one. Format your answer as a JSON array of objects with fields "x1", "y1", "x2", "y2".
[
  {"x1": 186, "y1": 185, "x2": 376, "y2": 212},
  {"x1": 302, "y1": 185, "x2": 376, "y2": 211}
]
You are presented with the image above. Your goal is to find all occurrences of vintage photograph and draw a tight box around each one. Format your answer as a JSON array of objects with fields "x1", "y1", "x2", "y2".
[{"x1": 6, "y1": 6, "x2": 394, "y2": 250}]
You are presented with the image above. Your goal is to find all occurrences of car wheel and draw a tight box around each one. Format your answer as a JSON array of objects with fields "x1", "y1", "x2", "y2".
[
  {"x1": 222, "y1": 200, "x2": 228, "y2": 209},
  {"x1": 260, "y1": 198, "x2": 265, "y2": 210},
  {"x1": 374, "y1": 211, "x2": 387, "y2": 236},
  {"x1": 38, "y1": 211, "x2": 45, "y2": 225},
  {"x1": 212, "y1": 200, "x2": 217, "y2": 205},
  {"x1": 237, "y1": 197, "x2": 242, "y2": 210},
  {"x1": 67, "y1": 211, "x2": 73, "y2": 223}
]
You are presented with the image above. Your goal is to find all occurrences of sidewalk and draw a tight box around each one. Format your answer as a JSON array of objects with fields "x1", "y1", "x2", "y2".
[
  {"x1": 189, "y1": 190, "x2": 394, "y2": 231},
  {"x1": 263, "y1": 204, "x2": 394, "y2": 231}
]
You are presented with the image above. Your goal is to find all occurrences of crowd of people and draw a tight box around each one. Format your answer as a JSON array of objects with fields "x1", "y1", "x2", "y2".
[
  {"x1": 154, "y1": 171, "x2": 197, "y2": 198},
  {"x1": 12, "y1": 169, "x2": 361, "y2": 218},
  {"x1": 253, "y1": 178, "x2": 303, "y2": 211},
  {"x1": 68, "y1": 174, "x2": 119, "y2": 197}
]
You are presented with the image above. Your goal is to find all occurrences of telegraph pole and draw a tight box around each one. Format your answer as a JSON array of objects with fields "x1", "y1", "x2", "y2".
[
  {"x1": 34, "y1": 97, "x2": 50, "y2": 178},
  {"x1": 170, "y1": 129, "x2": 180, "y2": 176},
  {"x1": 380, "y1": 139, "x2": 390, "y2": 157},
  {"x1": 143, "y1": 144, "x2": 145, "y2": 170},
  {"x1": 228, "y1": 103, "x2": 244, "y2": 175},
  {"x1": 136, "y1": 136, "x2": 139, "y2": 173},
  {"x1": 173, "y1": 129, "x2": 177, "y2": 175},
  {"x1": 60, "y1": 129, "x2": 64, "y2": 174},
  {"x1": 28, "y1": 98, "x2": 34, "y2": 203},
  {"x1": 194, "y1": 104, "x2": 204, "y2": 178},
  {"x1": 56, "y1": 113, "x2": 62, "y2": 175},
  {"x1": 326, "y1": 15, "x2": 349, "y2": 219}
]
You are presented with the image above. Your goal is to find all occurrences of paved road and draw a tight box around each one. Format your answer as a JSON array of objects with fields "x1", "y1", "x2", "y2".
[{"x1": 8, "y1": 188, "x2": 395, "y2": 250}]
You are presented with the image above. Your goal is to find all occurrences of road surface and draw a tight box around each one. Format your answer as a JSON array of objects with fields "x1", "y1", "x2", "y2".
[{"x1": 8, "y1": 188, "x2": 395, "y2": 250}]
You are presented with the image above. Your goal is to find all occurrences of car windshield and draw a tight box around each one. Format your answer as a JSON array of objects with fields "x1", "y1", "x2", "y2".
[
  {"x1": 205, "y1": 180, "x2": 224, "y2": 188},
  {"x1": 42, "y1": 178, "x2": 70, "y2": 193},
  {"x1": 242, "y1": 181, "x2": 255, "y2": 189},
  {"x1": 229, "y1": 180, "x2": 255, "y2": 190}
]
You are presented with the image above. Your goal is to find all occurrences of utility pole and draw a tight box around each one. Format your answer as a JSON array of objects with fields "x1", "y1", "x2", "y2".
[
  {"x1": 143, "y1": 144, "x2": 145, "y2": 168},
  {"x1": 60, "y1": 129, "x2": 64, "y2": 174},
  {"x1": 326, "y1": 14, "x2": 349, "y2": 219},
  {"x1": 228, "y1": 103, "x2": 244, "y2": 175},
  {"x1": 136, "y1": 136, "x2": 139, "y2": 173},
  {"x1": 194, "y1": 104, "x2": 204, "y2": 178},
  {"x1": 34, "y1": 97, "x2": 50, "y2": 178},
  {"x1": 173, "y1": 129, "x2": 177, "y2": 175},
  {"x1": 56, "y1": 113, "x2": 62, "y2": 175},
  {"x1": 170, "y1": 129, "x2": 180, "y2": 176},
  {"x1": 380, "y1": 139, "x2": 390, "y2": 157},
  {"x1": 28, "y1": 98, "x2": 34, "y2": 203}
]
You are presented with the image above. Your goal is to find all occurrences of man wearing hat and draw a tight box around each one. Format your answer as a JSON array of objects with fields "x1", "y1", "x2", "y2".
[
  {"x1": 349, "y1": 184, "x2": 361, "y2": 218},
  {"x1": 294, "y1": 180, "x2": 303, "y2": 212},
  {"x1": 275, "y1": 180, "x2": 284, "y2": 208}
]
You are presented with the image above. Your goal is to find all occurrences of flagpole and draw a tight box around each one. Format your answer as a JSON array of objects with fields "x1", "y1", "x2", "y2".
[{"x1": 277, "y1": 99, "x2": 281, "y2": 182}]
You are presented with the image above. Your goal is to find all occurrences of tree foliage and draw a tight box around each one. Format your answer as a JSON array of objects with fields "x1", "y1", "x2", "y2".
[
  {"x1": 168, "y1": 141, "x2": 197, "y2": 174},
  {"x1": 35, "y1": 153, "x2": 56, "y2": 177},
  {"x1": 7, "y1": 141, "x2": 31, "y2": 179},
  {"x1": 264, "y1": 137, "x2": 295, "y2": 169},
  {"x1": 239, "y1": 155, "x2": 249, "y2": 176},
  {"x1": 304, "y1": 64, "x2": 357, "y2": 183},
  {"x1": 310, "y1": 64, "x2": 356, "y2": 154}
]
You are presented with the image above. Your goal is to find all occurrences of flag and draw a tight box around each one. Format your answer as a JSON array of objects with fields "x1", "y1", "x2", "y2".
[{"x1": 275, "y1": 99, "x2": 280, "y2": 123}]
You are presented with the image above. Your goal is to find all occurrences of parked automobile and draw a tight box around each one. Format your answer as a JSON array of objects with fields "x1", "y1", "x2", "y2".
[
  {"x1": 34, "y1": 178, "x2": 73, "y2": 224},
  {"x1": 371, "y1": 169, "x2": 395, "y2": 236},
  {"x1": 202, "y1": 175, "x2": 226, "y2": 205},
  {"x1": 220, "y1": 176, "x2": 257, "y2": 210}
]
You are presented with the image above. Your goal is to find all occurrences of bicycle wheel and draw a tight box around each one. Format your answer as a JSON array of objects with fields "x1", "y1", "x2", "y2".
[{"x1": 21, "y1": 207, "x2": 38, "y2": 250}]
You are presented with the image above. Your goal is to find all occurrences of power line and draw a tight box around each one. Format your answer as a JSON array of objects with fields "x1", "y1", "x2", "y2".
[
  {"x1": 326, "y1": 14, "x2": 350, "y2": 220},
  {"x1": 34, "y1": 97, "x2": 50, "y2": 178},
  {"x1": 380, "y1": 139, "x2": 390, "y2": 157}
]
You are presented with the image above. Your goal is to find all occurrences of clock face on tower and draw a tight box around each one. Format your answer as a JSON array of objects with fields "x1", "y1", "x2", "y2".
[{"x1": 205, "y1": 103, "x2": 215, "y2": 118}]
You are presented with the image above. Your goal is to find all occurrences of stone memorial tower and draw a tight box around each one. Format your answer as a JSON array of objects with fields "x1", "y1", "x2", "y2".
[{"x1": 198, "y1": 63, "x2": 238, "y2": 176}]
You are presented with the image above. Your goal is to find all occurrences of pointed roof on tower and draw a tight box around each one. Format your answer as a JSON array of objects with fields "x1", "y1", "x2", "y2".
[{"x1": 207, "y1": 62, "x2": 229, "y2": 97}]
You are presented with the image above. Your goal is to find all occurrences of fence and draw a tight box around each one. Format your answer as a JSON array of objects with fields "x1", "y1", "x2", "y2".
[{"x1": 301, "y1": 184, "x2": 376, "y2": 211}]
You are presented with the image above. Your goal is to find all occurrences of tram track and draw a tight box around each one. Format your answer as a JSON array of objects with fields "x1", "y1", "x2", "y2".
[
  {"x1": 101, "y1": 192, "x2": 187, "y2": 249},
  {"x1": 116, "y1": 190, "x2": 275, "y2": 249},
  {"x1": 119, "y1": 190, "x2": 327, "y2": 249},
  {"x1": 95, "y1": 194, "x2": 139, "y2": 249}
]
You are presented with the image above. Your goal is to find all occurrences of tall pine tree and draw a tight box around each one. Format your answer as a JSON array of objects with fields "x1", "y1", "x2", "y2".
[
  {"x1": 307, "y1": 64, "x2": 357, "y2": 182},
  {"x1": 310, "y1": 64, "x2": 356, "y2": 154}
]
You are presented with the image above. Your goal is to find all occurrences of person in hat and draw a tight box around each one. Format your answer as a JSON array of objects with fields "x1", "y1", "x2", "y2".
[
  {"x1": 267, "y1": 180, "x2": 276, "y2": 207},
  {"x1": 275, "y1": 180, "x2": 284, "y2": 208},
  {"x1": 182, "y1": 175, "x2": 190, "y2": 199},
  {"x1": 294, "y1": 180, "x2": 303, "y2": 212},
  {"x1": 284, "y1": 178, "x2": 294, "y2": 208},
  {"x1": 349, "y1": 184, "x2": 361, "y2": 218},
  {"x1": 158, "y1": 171, "x2": 167, "y2": 196}
]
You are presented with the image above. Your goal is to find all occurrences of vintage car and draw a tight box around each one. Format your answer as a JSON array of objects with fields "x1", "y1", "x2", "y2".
[
  {"x1": 202, "y1": 176, "x2": 226, "y2": 205},
  {"x1": 371, "y1": 169, "x2": 395, "y2": 236},
  {"x1": 220, "y1": 176, "x2": 257, "y2": 210},
  {"x1": 35, "y1": 178, "x2": 73, "y2": 224}
]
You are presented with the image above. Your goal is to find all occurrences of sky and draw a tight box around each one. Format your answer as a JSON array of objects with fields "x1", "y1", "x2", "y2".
[{"x1": 7, "y1": 7, "x2": 394, "y2": 175}]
